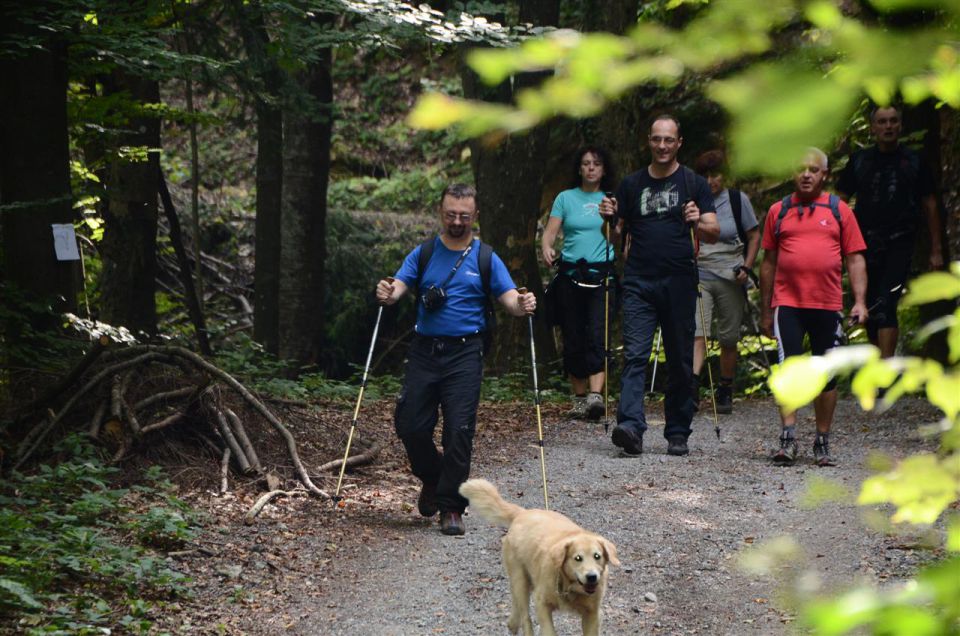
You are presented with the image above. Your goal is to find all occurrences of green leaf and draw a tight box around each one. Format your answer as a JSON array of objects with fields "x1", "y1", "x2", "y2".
[
  {"x1": 709, "y1": 63, "x2": 859, "y2": 176},
  {"x1": 947, "y1": 516, "x2": 960, "y2": 552},
  {"x1": 858, "y1": 453, "x2": 960, "y2": 524},
  {"x1": 0, "y1": 577, "x2": 43, "y2": 609},
  {"x1": 869, "y1": 0, "x2": 959, "y2": 12},
  {"x1": 949, "y1": 307, "x2": 960, "y2": 363},
  {"x1": 851, "y1": 359, "x2": 899, "y2": 410},
  {"x1": 901, "y1": 271, "x2": 960, "y2": 307},
  {"x1": 768, "y1": 355, "x2": 829, "y2": 412},
  {"x1": 926, "y1": 371, "x2": 960, "y2": 420}
]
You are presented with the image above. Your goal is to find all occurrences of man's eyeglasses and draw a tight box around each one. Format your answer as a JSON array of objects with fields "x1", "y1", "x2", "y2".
[
  {"x1": 649, "y1": 135, "x2": 678, "y2": 144},
  {"x1": 444, "y1": 212, "x2": 474, "y2": 222}
]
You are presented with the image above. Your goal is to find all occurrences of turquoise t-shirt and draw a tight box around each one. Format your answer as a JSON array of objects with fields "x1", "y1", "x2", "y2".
[{"x1": 549, "y1": 188, "x2": 613, "y2": 267}]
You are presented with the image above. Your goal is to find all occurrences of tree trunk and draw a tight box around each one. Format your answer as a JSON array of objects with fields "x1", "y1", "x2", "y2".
[
  {"x1": 239, "y1": 2, "x2": 284, "y2": 355},
  {"x1": 583, "y1": 0, "x2": 644, "y2": 177},
  {"x1": 278, "y1": 54, "x2": 333, "y2": 369},
  {"x1": 462, "y1": 0, "x2": 560, "y2": 374},
  {"x1": 0, "y1": 15, "x2": 79, "y2": 312},
  {"x1": 98, "y1": 71, "x2": 160, "y2": 337}
]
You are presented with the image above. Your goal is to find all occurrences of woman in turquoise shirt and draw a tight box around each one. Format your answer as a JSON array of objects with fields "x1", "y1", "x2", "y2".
[{"x1": 541, "y1": 146, "x2": 617, "y2": 420}]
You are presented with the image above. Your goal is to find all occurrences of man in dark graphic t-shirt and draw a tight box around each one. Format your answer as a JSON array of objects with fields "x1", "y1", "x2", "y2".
[
  {"x1": 598, "y1": 114, "x2": 719, "y2": 457},
  {"x1": 836, "y1": 105, "x2": 944, "y2": 358}
]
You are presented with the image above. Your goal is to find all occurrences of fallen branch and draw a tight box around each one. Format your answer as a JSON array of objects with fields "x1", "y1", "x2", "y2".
[
  {"x1": 135, "y1": 345, "x2": 330, "y2": 498},
  {"x1": 134, "y1": 386, "x2": 197, "y2": 412},
  {"x1": 13, "y1": 352, "x2": 168, "y2": 471},
  {"x1": 20, "y1": 335, "x2": 110, "y2": 415},
  {"x1": 244, "y1": 489, "x2": 307, "y2": 525},
  {"x1": 211, "y1": 405, "x2": 250, "y2": 474},
  {"x1": 317, "y1": 442, "x2": 385, "y2": 473},
  {"x1": 140, "y1": 411, "x2": 186, "y2": 435},
  {"x1": 220, "y1": 448, "x2": 231, "y2": 494},
  {"x1": 225, "y1": 407, "x2": 262, "y2": 473}
]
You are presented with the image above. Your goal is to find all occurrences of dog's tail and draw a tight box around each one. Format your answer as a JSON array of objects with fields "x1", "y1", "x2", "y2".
[{"x1": 459, "y1": 478, "x2": 524, "y2": 527}]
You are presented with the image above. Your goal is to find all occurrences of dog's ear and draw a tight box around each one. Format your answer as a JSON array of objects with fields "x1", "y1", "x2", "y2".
[
  {"x1": 601, "y1": 538, "x2": 620, "y2": 567},
  {"x1": 551, "y1": 538, "x2": 573, "y2": 570}
]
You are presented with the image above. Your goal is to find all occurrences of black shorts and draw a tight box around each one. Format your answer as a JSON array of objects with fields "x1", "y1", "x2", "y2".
[
  {"x1": 774, "y1": 306, "x2": 843, "y2": 392},
  {"x1": 555, "y1": 273, "x2": 608, "y2": 379}
]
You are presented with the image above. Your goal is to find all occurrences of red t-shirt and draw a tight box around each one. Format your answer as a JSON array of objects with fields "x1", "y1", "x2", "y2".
[{"x1": 761, "y1": 192, "x2": 866, "y2": 310}]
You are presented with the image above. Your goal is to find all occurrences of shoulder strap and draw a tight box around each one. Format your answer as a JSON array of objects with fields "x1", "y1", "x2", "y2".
[
  {"x1": 478, "y1": 241, "x2": 493, "y2": 298},
  {"x1": 729, "y1": 188, "x2": 745, "y2": 242},
  {"x1": 775, "y1": 195, "x2": 843, "y2": 238},
  {"x1": 415, "y1": 237, "x2": 436, "y2": 293},
  {"x1": 774, "y1": 196, "x2": 793, "y2": 237},
  {"x1": 827, "y1": 194, "x2": 842, "y2": 240},
  {"x1": 682, "y1": 165, "x2": 697, "y2": 205}
]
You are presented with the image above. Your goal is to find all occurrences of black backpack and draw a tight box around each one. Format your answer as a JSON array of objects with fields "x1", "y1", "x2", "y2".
[
  {"x1": 728, "y1": 188, "x2": 748, "y2": 257},
  {"x1": 415, "y1": 237, "x2": 496, "y2": 353},
  {"x1": 774, "y1": 194, "x2": 842, "y2": 238}
]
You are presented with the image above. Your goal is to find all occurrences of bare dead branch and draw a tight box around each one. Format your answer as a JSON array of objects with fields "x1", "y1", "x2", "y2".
[
  {"x1": 317, "y1": 442, "x2": 385, "y2": 473},
  {"x1": 140, "y1": 412, "x2": 186, "y2": 435},
  {"x1": 224, "y1": 407, "x2": 262, "y2": 473},
  {"x1": 220, "y1": 447, "x2": 231, "y2": 494},
  {"x1": 211, "y1": 404, "x2": 250, "y2": 474},
  {"x1": 134, "y1": 386, "x2": 197, "y2": 411},
  {"x1": 244, "y1": 489, "x2": 307, "y2": 525},
  {"x1": 13, "y1": 353, "x2": 167, "y2": 471},
  {"x1": 134, "y1": 345, "x2": 329, "y2": 498}
]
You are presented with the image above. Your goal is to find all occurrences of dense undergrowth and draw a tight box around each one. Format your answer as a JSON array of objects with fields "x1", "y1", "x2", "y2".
[{"x1": 0, "y1": 436, "x2": 199, "y2": 635}]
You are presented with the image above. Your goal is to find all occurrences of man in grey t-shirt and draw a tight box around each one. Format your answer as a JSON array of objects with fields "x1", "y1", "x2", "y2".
[{"x1": 691, "y1": 150, "x2": 760, "y2": 414}]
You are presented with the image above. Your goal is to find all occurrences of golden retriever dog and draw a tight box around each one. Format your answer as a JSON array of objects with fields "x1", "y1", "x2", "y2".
[{"x1": 459, "y1": 479, "x2": 619, "y2": 636}]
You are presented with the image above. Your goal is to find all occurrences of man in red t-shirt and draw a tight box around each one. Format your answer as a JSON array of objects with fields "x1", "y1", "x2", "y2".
[{"x1": 759, "y1": 148, "x2": 868, "y2": 466}]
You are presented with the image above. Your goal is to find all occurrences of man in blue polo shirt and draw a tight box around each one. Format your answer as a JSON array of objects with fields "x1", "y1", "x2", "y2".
[{"x1": 376, "y1": 183, "x2": 536, "y2": 536}]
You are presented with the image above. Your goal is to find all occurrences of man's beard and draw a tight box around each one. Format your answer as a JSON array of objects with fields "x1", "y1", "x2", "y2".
[{"x1": 447, "y1": 225, "x2": 466, "y2": 238}]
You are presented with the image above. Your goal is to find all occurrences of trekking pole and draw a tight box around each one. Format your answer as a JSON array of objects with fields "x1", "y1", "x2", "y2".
[
  {"x1": 649, "y1": 329, "x2": 662, "y2": 393},
  {"x1": 603, "y1": 218, "x2": 612, "y2": 432},
  {"x1": 519, "y1": 287, "x2": 549, "y2": 510},
  {"x1": 333, "y1": 282, "x2": 388, "y2": 504},
  {"x1": 735, "y1": 266, "x2": 769, "y2": 371},
  {"x1": 690, "y1": 225, "x2": 721, "y2": 440}
]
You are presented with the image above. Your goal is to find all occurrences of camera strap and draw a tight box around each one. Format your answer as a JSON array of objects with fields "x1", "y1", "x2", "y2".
[{"x1": 437, "y1": 242, "x2": 473, "y2": 291}]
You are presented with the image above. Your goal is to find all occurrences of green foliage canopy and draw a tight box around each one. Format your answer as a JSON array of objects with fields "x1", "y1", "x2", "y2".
[{"x1": 407, "y1": 0, "x2": 960, "y2": 175}]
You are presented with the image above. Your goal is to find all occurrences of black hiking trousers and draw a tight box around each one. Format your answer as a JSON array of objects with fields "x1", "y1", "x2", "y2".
[{"x1": 394, "y1": 333, "x2": 483, "y2": 514}]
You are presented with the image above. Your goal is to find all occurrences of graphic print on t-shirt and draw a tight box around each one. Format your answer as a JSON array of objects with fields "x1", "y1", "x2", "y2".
[
  {"x1": 639, "y1": 183, "x2": 680, "y2": 218},
  {"x1": 579, "y1": 201, "x2": 599, "y2": 217},
  {"x1": 868, "y1": 164, "x2": 898, "y2": 206}
]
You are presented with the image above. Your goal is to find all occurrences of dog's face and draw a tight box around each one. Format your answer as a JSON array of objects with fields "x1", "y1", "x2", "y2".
[{"x1": 554, "y1": 534, "x2": 620, "y2": 595}]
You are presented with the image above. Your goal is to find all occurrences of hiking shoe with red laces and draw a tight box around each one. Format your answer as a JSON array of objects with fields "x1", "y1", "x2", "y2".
[
  {"x1": 813, "y1": 435, "x2": 835, "y2": 467},
  {"x1": 772, "y1": 435, "x2": 798, "y2": 465}
]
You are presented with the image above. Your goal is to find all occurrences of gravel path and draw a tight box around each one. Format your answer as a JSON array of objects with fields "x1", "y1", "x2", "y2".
[{"x1": 190, "y1": 397, "x2": 940, "y2": 635}]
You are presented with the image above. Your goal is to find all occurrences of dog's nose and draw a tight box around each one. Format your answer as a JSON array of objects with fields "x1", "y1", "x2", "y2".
[{"x1": 586, "y1": 573, "x2": 599, "y2": 585}]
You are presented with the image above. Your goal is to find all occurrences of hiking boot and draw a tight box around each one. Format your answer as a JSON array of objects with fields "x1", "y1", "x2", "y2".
[
  {"x1": 566, "y1": 396, "x2": 588, "y2": 420},
  {"x1": 813, "y1": 435, "x2": 835, "y2": 467},
  {"x1": 771, "y1": 435, "x2": 798, "y2": 465},
  {"x1": 716, "y1": 384, "x2": 733, "y2": 415},
  {"x1": 611, "y1": 425, "x2": 643, "y2": 457},
  {"x1": 417, "y1": 481, "x2": 438, "y2": 517},
  {"x1": 439, "y1": 511, "x2": 465, "y2": 536},
  {"x1": 667, "y1": 436, "x2": 689, "y2": 456},
  {"x1": 585, "y1": 392, "x2": 605, "y2": 421}
]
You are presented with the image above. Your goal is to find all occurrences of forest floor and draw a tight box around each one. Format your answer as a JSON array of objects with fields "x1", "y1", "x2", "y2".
[{"x1": 154, "y1": 395, "x2": 944, "y2": 635}]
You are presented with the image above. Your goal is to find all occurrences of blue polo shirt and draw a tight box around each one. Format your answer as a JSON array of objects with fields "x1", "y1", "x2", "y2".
[{"x1": 394, "y1": 237, "x2": 516, "y2": 337}]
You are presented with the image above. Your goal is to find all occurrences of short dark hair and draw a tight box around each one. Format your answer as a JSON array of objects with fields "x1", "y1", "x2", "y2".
[
  {"x1": 438, "y1": 183, "x2": 477, "y2": 206},
  {"x1": 694, "y1": 149, "x2": 726, "y2": 176},
  {"x1": 869, "y1": 104, "x2": 902, "y2": 123},
  {"x1": 571, "y1": 146, "x2": 618, "y2": 192},
  {"x1": 650, "y1": 113, "x2": 682, "y2": 137}
]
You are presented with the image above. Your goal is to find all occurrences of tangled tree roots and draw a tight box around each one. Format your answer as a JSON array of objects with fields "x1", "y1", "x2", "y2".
[{"x1": 7, "y1": 340, "x2": 387, "y2": 515}]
